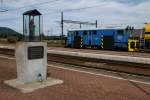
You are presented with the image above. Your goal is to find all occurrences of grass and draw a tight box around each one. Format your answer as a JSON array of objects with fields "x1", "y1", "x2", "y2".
[
  {"x1": 43, "y1": 40, "x2": 65, "y2": 47},
  {"x1": 0, "y1": 38, "x2": 65, "y2": 47}
]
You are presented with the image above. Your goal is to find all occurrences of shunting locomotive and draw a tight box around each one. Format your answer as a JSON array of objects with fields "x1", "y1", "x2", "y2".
[
  {"x1": 65, "y1": 22, "x2": 150, "y2": 52},
  {"x1": 66, "y1": 28, "x2": 131, "y2": 50}
]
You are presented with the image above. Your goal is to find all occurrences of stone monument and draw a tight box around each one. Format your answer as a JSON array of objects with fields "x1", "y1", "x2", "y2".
[{"x1": 4, "y1": 9, "x2": 63, "y2": 93}]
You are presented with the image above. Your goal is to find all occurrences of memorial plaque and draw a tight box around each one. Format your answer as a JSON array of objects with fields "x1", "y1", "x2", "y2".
[{"x1": 28, "y1": 46, "x2": 44, "y2": 60}]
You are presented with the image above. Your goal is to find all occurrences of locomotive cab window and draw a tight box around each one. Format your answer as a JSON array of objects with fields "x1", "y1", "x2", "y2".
[
  {"x1": 83, "y1": 31, "x2": 87, "y2": 35},
  {"x1": 75, "y1": 31, "x2": 79, "y2": 36},
  {"x1": 89, "y1": 31, "x2": 92, "y2": 35},
  {"x1": 68, "y1": 32, "x2": 72, "y2": 35},
  {"x1": 130, "y1": 42, "x2": 135, "y2": 49},
  {"x1": 145, "y1": 32, "x2": 150, "y2": 34},
  {"x1": 117, "y1": 30, "x2": 124, "y2": 35},
  {"x1": 93, "y1": 30, "x2": 97, "y2": 35},
  {"x1": 136, "y1": 42, "x2": 139, "y2": 48}
]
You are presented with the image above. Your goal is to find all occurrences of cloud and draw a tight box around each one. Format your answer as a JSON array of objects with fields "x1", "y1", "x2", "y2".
[
  {"x1": 104, "y1": 0, "x2": 149, "y2": 5},
  {"x1": 0, "y1": 0, "x2": 149, "y2": 35}
]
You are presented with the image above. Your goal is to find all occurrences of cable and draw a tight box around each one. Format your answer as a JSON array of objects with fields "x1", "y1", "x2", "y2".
[
  {"x1": 0, "y1": 0, "x2": 8, "y2": 12},
  {"x1": 64, "y1": 5, "x2": 102, "y2": 12},
  {"x1": 5, "y1": 0, "x2": 62, "y2": 12},
  {"x1": 0, "y1": 0, "x2": 62, "y2": 21},
  {"x1": 41, "y1": 3, "x2": 105, "y2": 14},
  {"x1": 0, "y1": 1, "x2": 147, "y2": 27}
]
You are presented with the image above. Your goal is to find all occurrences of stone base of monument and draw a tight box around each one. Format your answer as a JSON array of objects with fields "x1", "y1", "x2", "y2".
[{"x1": 4, "y1": 77, "x2": 63, "y2": 93}]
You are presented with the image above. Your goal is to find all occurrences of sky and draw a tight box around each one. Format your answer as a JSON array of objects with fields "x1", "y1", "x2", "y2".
[{"x1": 0, "y1": 0, "x2": 150, "y2": 36}]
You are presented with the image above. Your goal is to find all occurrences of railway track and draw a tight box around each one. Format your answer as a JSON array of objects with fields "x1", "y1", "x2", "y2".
[
  {"x1": 47, "y1": 54, "x2": 150, "y2": 77},
  {"x1": 0, "y1": 47, "x2": 150, "y2": 77},
  {"x1": 0, "y1": 48, "x2": 14, "y2": 56}
]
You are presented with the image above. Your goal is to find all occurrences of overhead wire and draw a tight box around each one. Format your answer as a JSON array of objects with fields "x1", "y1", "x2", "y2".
[
  {"x1": 6, "y1": 0, "x2": 62, "y2": 12},
  {"x1": 0, "y1": 0, "x2": 63, "y2": 21},
  {"x1": 0, "y1": 0, "x2": 8, "y2": 12},
  {"x1": 0, "y1": 0, "x2": 146, "y2": 27}
]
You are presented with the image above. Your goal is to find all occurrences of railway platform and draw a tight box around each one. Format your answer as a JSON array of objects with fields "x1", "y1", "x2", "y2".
[
  {"x1": 48, "y1": 47, "x2": 150, "y2": 58},
  {"x1": 48, "y1": 47, "x2": 150, "y2": 65},
  {"x1": 0, "y1": 56, "x2": 150, "y2": 100},
  {"x1": 0, "y1": 45, "x2": 150, "y2": 64}
]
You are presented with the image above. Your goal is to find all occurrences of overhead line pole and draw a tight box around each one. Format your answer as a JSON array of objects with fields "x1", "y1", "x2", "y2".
[
  {"x1": 60, "y1": 12, "x2": 98, "y2": 44},
  {"x1": 61, "y1": 11, "x2": 64, "y2": 44},
  {"x1": 96, "y1": 20, "x2": 98, "y2": 28}
]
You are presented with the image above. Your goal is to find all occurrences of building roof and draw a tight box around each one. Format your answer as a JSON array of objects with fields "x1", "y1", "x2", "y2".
[{"x1": 23, "y1": 9, "x2": 42, "y2": 16}]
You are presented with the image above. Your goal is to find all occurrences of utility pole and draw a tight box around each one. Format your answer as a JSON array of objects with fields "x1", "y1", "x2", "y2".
[
  {"x1": 0, "y1": 0, "x2": 8, "y2": 12},
  {"x1": 61, "y1": 11, "x2": 64, "y2": 44},
  {"x1": 62, "y1": 20, "x2": 97, "y2": 28},
  {"x1": 60, "y1": 11, "x2": 98, "y2": 44},
  {"x1": 96, "y1": 20, "x2": 98, "y2": 28},
  {"x1": 80, "y1": 23, "x2": 82, "y2": 29}
]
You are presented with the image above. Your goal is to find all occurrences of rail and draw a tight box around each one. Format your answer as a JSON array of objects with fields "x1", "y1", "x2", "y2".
[{"x1": 0, "y1": 47, "x2": 150, "y2": 77}]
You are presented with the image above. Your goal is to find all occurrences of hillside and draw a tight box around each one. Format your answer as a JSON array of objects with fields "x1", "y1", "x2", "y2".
[{"x1": 0, "y1": 27, "x2": 22, "y2": 38}]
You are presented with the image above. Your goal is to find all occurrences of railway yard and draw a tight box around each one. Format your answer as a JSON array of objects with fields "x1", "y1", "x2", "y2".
[
  {"x1": 0, "y1": 45, "x2": 150, "y2": 100},
  {"x1": 0, "y1": 1, "x2": 150, "y2": 99}
]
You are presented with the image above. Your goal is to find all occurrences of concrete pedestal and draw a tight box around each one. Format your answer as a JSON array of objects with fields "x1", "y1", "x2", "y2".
[
  {"x1": 15, "y1": 42, "x2": 47, "y2": 83},
  {"x1": 5, "y1": 78, "x2": 63, "y2": 93},
  {"x1": 4, "y1": 42, "x2": 63, "y2": 93}
]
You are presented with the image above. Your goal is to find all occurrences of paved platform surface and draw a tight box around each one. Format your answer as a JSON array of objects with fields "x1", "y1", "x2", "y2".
[
  {"x1": 0, "y1": 45, "x2": 150, "y2": 58},
  {"x1": 0, "y1": 57, "x2": 150, "y2": 100},
  {"x1": 48, "y1": 47, "x2": 150, "y2": 65},
  {"x1": 48, "y1": 47, "x2": 150, "y2": 58},
  {"x1": 0, "y1": 45, "x2": 150, "y2": 64},
  {"x1": 4, "y1": 77, "x2": 63, "y2": 93}
]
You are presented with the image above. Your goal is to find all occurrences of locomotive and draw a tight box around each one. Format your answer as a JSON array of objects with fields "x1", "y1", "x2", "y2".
[
  {"x1": 144, "y1": 22, "x2": 150, "y2": 49},
  {"x1": 66, "y1": 28, "x2": 131, "y2": 50},
  {"x1": 65, "y1": 23, "x2": 150, "y2": 52}
]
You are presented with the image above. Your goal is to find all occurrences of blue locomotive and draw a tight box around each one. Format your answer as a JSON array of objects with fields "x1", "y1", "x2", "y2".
[{"x1": 66, "y1": 28, "x2": 131, "y2": 50}]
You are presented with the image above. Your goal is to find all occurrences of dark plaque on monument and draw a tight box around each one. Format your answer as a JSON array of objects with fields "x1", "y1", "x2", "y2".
[{"x1": 28, "y1": 46, "x2": 44, "y2": 60}]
